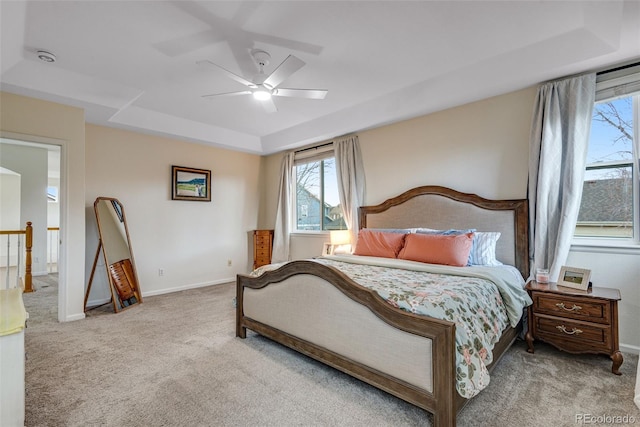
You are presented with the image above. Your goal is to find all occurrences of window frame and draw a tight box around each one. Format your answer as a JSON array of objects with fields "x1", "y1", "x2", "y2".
[
  {"x1": 573, "y1": 67, "x2": 640, "y2": 252},
  {"x1": 291, "y1": 144, "x2": 346, "y2": 234}
]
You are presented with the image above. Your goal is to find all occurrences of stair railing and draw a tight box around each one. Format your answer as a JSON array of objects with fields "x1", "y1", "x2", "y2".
[{"x1": 0, "y1": 222, "x2": 33, "y2": 292}]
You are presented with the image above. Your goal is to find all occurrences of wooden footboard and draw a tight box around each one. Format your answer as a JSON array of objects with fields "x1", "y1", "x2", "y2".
[{"x1": 237, "y1": 260, "x2": 459, "y2": 426}]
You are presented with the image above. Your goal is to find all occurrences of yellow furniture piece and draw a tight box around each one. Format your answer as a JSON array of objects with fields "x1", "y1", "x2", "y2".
[{"x1": 0, "y1": 287, "x2": 28, "y2": 427}]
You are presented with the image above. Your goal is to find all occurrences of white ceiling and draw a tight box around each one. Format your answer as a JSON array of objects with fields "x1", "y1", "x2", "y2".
[{"x1": 1, "y1": 1, "x2": 639, "y2": 155}]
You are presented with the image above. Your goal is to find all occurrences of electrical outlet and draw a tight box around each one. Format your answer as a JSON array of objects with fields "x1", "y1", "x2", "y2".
[
  {"x1": 158, "y1": 268, "x2": 164, "y2": 276},
  {"x1": 227, "y1": 259, "x2": 232, "y2": 267}
]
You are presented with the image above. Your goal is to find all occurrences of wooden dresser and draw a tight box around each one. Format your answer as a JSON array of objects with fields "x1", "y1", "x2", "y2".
[
  {"x1": 253, "y1": 229, "x2": 274, "y2": 269},
  {"x1": 525, "y1": 281, "x2": 623, "y2": 375}
]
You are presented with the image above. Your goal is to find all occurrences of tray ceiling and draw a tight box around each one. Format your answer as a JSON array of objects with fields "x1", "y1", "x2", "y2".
[{"x1": 1, "y1": 1, "x2": 639, "y2": 154}]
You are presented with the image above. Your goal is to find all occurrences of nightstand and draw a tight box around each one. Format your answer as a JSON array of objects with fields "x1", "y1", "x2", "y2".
[{"x1": 525, "y1": 281, "x2": 623, "y2": 375}]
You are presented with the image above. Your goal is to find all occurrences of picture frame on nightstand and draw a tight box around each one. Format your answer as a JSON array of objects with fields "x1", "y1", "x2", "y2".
[
  {"x1": 322, "y1": 243, "x2": 334, "y2": 256},
  {"x1": 557, "y1": 265, "x2": 591, "y2": 291}
]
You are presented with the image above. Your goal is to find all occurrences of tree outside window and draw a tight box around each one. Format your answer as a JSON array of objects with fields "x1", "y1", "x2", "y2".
[
  {"x1": 295, "y1": 157, "x2": 346, "y2": 231},
  {"x1": 576, "y1": 96, "x2": 636, "y2": 238}
]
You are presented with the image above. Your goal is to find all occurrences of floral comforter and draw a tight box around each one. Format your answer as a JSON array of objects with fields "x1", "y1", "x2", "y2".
[{"x1": 251, "y1": 254, "x2": 532, "y2": 398}]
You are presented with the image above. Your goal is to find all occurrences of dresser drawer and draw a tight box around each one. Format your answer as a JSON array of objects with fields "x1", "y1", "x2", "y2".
[
  {"x1": 534, "y1": 316, "x2": 611, "y2": 352},
  {"x1": 254, "y1": 257, "x2": 270, "y2": 268},
  {"x1": 531, "y1": 292, "x2": 610, "y2": 325},
  {"x1": 255, "y1": 249, "x2": 270, "y2": 258},
  {"x1": 255, "y1": 241, "x2": 269, "y2": 250}
]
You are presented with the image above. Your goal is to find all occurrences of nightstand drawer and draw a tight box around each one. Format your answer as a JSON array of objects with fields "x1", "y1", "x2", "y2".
[
  {"x1": 531, "y1": 292, "x2": 610, "y2": 325},
  {"x1": 536, "y1": 317, "x2": 609, "y2": 347}
]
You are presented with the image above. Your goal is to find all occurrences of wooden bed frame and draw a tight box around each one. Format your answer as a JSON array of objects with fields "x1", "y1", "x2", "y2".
[{"x1": 236, "y1": 186, "x2": 529, "y2": 426}]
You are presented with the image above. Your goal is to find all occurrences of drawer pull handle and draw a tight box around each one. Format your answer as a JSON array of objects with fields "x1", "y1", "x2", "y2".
[
  {"x1": 556, "y1": 325, "x2": 583, "y2": 335},
  {"x1": 555, "y1": 302, "x2": 582, "y2": 312}
]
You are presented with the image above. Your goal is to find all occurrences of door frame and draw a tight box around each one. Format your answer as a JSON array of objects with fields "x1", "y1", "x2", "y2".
[{"x1": 0, "y1": 132, "x2": 69, "y2": 321}]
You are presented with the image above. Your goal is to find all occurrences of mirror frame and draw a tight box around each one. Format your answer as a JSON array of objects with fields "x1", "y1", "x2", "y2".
[{"x1": 86, "y1": 197, "x2": 142, "y2": 313}]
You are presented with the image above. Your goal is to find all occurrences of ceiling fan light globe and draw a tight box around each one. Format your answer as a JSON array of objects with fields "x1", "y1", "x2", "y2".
[{"x1": 253, "y1": 90, "x2": 272, "y2": 101}]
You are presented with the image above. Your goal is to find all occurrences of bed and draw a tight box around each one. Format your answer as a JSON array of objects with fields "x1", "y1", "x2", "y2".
[{"x1": 236, "y1": 186, "x2": 530, "y2": 426}]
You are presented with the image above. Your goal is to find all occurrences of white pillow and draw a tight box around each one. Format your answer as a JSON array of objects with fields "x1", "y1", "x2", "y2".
[{"x1": 469, "y1": 232, "x2": 502, "y2": 266}]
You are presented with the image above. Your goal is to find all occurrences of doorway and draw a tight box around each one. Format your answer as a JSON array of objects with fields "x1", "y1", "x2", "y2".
[{"x1": 0, "y1": 137, "x2": 61, "y2": 317}]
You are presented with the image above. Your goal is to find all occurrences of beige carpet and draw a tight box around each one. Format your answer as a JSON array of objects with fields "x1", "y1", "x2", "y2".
[{"x1": 23, "y1": 275, "x2": 639, "y2": 426}]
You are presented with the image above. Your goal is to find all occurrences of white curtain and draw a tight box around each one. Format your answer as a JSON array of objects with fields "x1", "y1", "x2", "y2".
[
  {"x1": 271, "y1": 151, "x2": 295, "y2": 263},
  {"x1": 528, "y1": 73, "x2": 596, "y2": 281},
  {"x1": 334, "y1": 135, "x2": 366, "y2": 246}
]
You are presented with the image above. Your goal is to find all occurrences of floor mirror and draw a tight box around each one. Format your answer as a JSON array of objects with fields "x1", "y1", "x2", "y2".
[{"x1": 84, "y1": 197, "x2": 142, "y2": 313}]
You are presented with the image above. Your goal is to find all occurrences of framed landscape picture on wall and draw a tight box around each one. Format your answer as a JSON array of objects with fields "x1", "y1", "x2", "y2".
[{"x1": 171, "y1": 165, "x2": 211, "y2": 202}]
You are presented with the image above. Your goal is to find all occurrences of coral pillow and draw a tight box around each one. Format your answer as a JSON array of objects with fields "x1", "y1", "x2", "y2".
[
  {"x1": 353, "y1": 229, "x2": 406, "y2": 258},
  {"x1": 398, "y1": 232, "x2": 474, "y2": 267}
]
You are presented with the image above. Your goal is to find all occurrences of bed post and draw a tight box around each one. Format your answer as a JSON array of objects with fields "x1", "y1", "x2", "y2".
[
  {"x1": 432, "y1": 323, "x2": 457, "y2": 427},
  {"x1": 514, "y1": 199, "x2": 529, "y2": 279},
  {"x1": 235, "y1": 277, "x2": 246, "y2": 339}
]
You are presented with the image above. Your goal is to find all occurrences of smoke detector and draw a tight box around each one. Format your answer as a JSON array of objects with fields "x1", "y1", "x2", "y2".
[{"x1": 36, "y1": 50, "x2": 56, "y2": 63}]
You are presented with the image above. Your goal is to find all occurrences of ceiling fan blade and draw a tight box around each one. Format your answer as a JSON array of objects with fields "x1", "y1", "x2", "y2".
[
  {"x1": 260, "y1": 97, "x2": 278, "y2": 113},
  {"x1": 202, "y1": 90, "x2": 252, "y2": 98},
  {"x1": 274, "y1": 88, "x2": 328, "y2": 100},
  {"x1": 197, "y1": 60, "x2": 256, "y2": 88},
  {"x1": 263, "y1": 55, "x2": 305, "y2": 89}
]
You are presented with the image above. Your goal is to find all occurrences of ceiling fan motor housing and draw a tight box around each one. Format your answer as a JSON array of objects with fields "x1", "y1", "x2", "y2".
[{"x1": 252, "y1": 50, "x2": 271, "y2": 68}]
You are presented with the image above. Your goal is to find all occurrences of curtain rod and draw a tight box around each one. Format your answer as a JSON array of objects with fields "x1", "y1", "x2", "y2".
[
  {"x1": 597, "y1": 61, "x2": 640, "y2": 76},
  {"x1": 294, "y1": 141, "x2": 333, "y2": 154}
]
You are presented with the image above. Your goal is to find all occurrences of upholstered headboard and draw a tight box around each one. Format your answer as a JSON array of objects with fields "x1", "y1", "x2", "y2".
[{"x1": 359, "y1": 186, "x2": 529, "y2": 279}]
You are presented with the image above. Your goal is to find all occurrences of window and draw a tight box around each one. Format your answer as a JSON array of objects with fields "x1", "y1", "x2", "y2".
[
  {"x1": 294, "y1": 145, "x2": 346, "y2": 232},
  {"x1": 576, "y1": 64, "x2": 640, "y2": 240},
  {"x1": 47, "y1": 186, "x2": 58, "y2": 202}
]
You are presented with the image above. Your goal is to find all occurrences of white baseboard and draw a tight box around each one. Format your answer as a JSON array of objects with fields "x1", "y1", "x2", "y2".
[
  {"x1": 63, "y1": 313, "x2": 86, "y2": 322},
  {"x1": 85, "y1": 297, "x2": 112, "y2": 309},
  {"x1": 620, "y1": 343, "x2": 640, "y2": 355},
  {"x1": 142, "y1": 277, "x2": 234, "y2": 298}
]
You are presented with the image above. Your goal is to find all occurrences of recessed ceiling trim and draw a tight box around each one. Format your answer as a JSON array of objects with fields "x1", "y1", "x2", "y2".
[{"x1": 108, "y1": 105, "x2": 262, "y2": 153}]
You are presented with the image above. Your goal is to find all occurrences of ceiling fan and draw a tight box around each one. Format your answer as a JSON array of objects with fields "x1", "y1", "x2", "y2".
[{"x1": 198, "y1": 50, "x2": 327, "y2": 113}]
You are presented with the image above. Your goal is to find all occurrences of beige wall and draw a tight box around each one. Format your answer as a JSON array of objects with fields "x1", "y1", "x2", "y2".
[
  {"x1": 260, "y1": 86, "x2": 640, "y2": 352},
  {"x1": 360, "y1": 87, "x2": 535, "y2": 203},
  {"x1": 0, "y1": 91, "x2": 85, "y2": 322},
  {"x1": 262, "y1": 87, "x2": 536, "y2": 255},
  {"x1": 85, "y1": 125, "x2": 261, "y2": 299}
]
